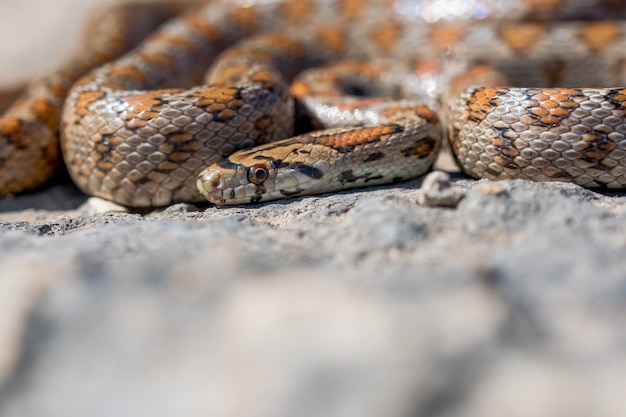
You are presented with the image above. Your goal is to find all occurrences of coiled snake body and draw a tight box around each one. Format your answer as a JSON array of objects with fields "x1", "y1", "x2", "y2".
[{"x1": 1, "y1": 0, "x2": 625, "y2": 206}]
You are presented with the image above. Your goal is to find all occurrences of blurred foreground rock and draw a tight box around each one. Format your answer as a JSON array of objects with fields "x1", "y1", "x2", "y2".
[{"x1": 0, "y1": 177, "x2": 625, "y2": 417}]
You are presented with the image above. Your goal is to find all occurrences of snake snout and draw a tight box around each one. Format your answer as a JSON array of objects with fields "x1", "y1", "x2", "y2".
[{"x1": 197, "y1": 168, "x2": 224, "y2": 202}]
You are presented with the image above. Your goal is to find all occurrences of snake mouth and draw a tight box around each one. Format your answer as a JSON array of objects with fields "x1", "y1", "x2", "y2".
[{"x1": 197, "y1": 168, "x2": 225, "y2": 204}]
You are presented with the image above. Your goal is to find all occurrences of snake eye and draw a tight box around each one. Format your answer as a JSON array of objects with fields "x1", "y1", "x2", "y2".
[{"x1": 247, "y1": 164, "x2": 269, "y2": 185}]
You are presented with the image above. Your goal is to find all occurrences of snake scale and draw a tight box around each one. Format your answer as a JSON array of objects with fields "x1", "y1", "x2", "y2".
[{"x1": 1, "y1": 0, "x2": 625, "y2": 206}]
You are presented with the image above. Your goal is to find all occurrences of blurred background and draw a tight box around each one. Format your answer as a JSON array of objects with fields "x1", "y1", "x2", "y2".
[{"x1": 0, "y1": 0, "x2": 123, "y2": 87}]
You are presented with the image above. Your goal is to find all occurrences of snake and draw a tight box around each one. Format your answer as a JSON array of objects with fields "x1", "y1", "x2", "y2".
[{"x1": 0, "y1": 0, "x2": 625, "y2": 206}]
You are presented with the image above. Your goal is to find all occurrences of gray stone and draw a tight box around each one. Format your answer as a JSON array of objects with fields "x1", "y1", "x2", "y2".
[
  {"x1": 0, "y1": 177, "x2": 625, "y2": 417},
  {"x1": 417, "y1": 170, "x2": 465, "y2": 207}
]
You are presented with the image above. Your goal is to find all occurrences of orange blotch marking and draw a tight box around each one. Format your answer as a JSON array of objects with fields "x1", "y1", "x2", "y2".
[
  {"x1": 0, "y1": 118, "x2": 26, "y2": 144},
  {"x1": 97, "y1": 161, "x2": 114, "y2": 171},
  {"x1": 139, "y1": 111, "x2": 159, "y2": 120},
  {"x1": 126, "y1": 116, "x2": 147, "y2": 129},
  {"x1": 137, "y1": 51, "x2": 176, "y2": 73},
  {"x1": 207, "y1": 103, "x2": 226, "y2": 113},
  {"x1": 316, "y1": 26, "x2": 347, "y2": 54},
  {"x1": 290, "y1": 82, "x2": 322, "y2": 98},
  {"x1": 162, "y1": 35, "x2": 202, "y2": 57},
  {"x1": 500, "y1": 23, "x2": 546, "y2": 54},
  {"x1": 369, "y1": 21, "x2": 403, "y2": 52},
  {"x1": 227, "y1": 98, "x2": 245, "y2": 109},
  {"x1": 414, "y1": 106, "x2": 439, "y2": 123},
  {"x1": 473, "y1": 88, "x2": 499, "y2": 108},
  {"x1": 413, "y1": 60, "x2": 442, "y2": 76},
  {"x1": 450, "y1": 65, "x2": 507, "y2": 96},
  {"x1": 430, "y1": 23, "x2": 469, "y2": 52},
  {"x1": 540, "y1": 116, "x2": 559, "y2": 125},
  {"x1": 194, "y1": 96, "x2": 219, "y2": 108},
  {"x1": 213, "y1": 64, "x2": 252, "y2": 84},
  {"x1": 494, "y1": 155, "x2": 513, "y2": 167},
  {"x1": 281, "y1": 0, "x2": 315, "y2": 24},
  {"x1": 501, "y1": 148, "x2": 520, "y2": 158},
  {"x1": 583, "y1": 134, "x2": 602, "y2": 142},
  {"x1": 340, "y1": 0, "x2": 368, "y2": 19},
  {"x1": 46, "y1": 81, "x2": 68, "y2": 101},
  {"x1": 251, "y1": 69, "x2": 280, "y2": 85},
  {"x1": 107, "y1": 65, "x2": 147, "y2": 86},
  {"x1": 170, "y1": 134, "x2": 193, "y2": 145},
  {"x1": 408, "y1": 136, "x2": 438, "y2": 159},
  {"x1": 541, "y1": 100, "x2": 559, "y2": 109},
  {"x1": 30, "y1": 100, "x2": 58, "y2": 126},
  {"x1": 229, "y1": 7, "x2": 258, "y2": 34},
  {"x1": 158, "y1": 146, "x2": 176, "y2": 157},
  {"x1": 612, "y1": 90, "x2": 626, "y2": 103},
  {"x1": 466, "y1": 88, "x2": 503, "y2": 120},
  {"x1": 96, "y1": 143, "x2": 110, "y2": 153},
  {"x1": 558, "y1": 88, "x2": 580, "y2": 95},
  {"x1": 552, "y1": 93, "x2": 572, "y2": 102},
  {"x1": 124, "y1": 91, "x2": 172, "y2": 113},
  {"x1": 263, "y1": 33, "x2": 304, "y2": 57},
  {"x1": 218, "y1": 109, "x2": 237, "y2": 120},
  {"x1": 580, "y1": 22, "x2": 621, "y2": 52},
  {"x1": 313, "y1": 125, "x2": 400, "y2": 148},
  {"x1": 585, "y1": 150, "x2": 607, "y2": 159},
  {"x1": 107, "y1": 136, "x2": 124, "y2": 147},
  {"x1": 186, "y1": 12, "x2": 224, "y2": 44},
  {"x1": 549, "y1": 107, "x2": 570, "y2": 118},
  {"x1": 217, "y1": 93, "x2": 239, "y2": 104},
  {"x1": 76, "y1": 91, "x2": 106, "y2": 116},
  {"x1": 87, "y1": 149, "x2": 102, "y2": 162}
]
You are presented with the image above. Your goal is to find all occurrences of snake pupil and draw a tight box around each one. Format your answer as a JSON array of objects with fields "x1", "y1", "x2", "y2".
[{"x1": 248, "y1": 164, "x2": 268, "y2": 185}]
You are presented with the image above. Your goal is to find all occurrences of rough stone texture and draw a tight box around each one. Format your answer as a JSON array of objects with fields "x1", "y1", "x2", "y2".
[
  {"x1": 1, "y1": 176, "x2": 626, "y2": 417},
  {"x1": 2, "y1": 1, "x2": 626, "y2": 416}
]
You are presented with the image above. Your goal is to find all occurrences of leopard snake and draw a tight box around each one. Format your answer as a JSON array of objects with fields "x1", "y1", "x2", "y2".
[{"x1": 1, "y1": 0, "x2": 625, "y2": 206}]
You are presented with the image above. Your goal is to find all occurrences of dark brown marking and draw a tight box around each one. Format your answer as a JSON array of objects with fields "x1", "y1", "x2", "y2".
[
  {"x1": 339, "y1": 170, "x2": 356, "y2": 183},
  {"x1": 363, "y1": 152, "x2": 384, "y2": 163},
  {"x1": 217, "y1": 158, "x2": 242, "y2": 171},
  {"x1": 401, "y1": 137, "x2": 438, "y2": 159},
  {"x1": 543, "y1": 60, "x2": 565, "y2": 87},
  {"x1": 293, "y1": 162, "x2": 324, "y2": 179}
]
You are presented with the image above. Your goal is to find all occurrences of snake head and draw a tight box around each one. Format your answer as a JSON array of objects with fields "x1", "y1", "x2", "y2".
[
  {"x1": 196, "y1": 159, "x2": 277, "y2": 205},
  {"x1": 197, "y1": 139, "x2": 330, "y2": 205}
]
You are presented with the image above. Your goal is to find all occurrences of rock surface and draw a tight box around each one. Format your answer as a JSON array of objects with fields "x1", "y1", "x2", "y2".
[
  {"x1": 1, "y1": 174, "x2": 626, "y2": 417},
  {"x1": 1, "y1": 1, "x2": 626, "y2": 416}
]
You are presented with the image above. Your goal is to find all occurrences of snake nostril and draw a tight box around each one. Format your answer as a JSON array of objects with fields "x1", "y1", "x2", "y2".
[{"x1": 197, "y1": 169, "x2": 222, "y2": 193}]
